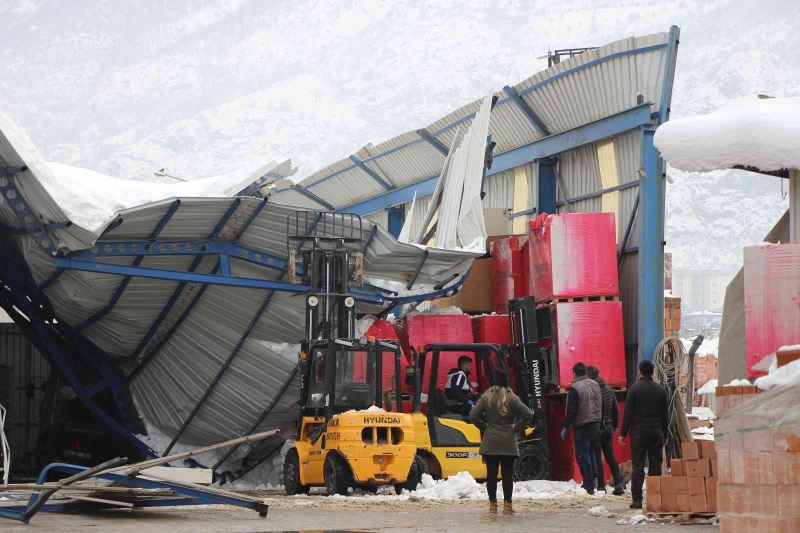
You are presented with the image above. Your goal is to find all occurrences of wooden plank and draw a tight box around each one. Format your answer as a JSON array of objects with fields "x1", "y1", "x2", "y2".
[
  {"x1": 140, "y1": 466, "x2": 212, "y2": 485},
  {"x1": 72, "y1": 495, "x2": 134, "y2": 508},
  {"x1": 512, "y1": 166, "x2": 529, "y2": 234},
  {"x1": 597, "y1": 139, "x2": 620, "y2": 239}
]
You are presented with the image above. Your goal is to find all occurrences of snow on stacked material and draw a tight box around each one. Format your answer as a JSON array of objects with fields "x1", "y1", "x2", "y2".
[
  {"x1": 697, "y1": 379, "x2": 718, "y2": 395},
  {"x1": 654, "y1": 97, "x2": 800, "y2": 172},
  {"x1": 725, "y1": 378, "x2": 752, "y2": 386},
  {"x1": 691, "y1": 426, "x2": 714, "y2": 441},
  {"x1": 681, "y1": 337, "x2": 719, "y2": 357},
  {"x1": 344, "y1": 406, "x2": 386, "y2": 414},
  {"x1": 754, "y1": 358, "x2": 800, "y2": 390}
]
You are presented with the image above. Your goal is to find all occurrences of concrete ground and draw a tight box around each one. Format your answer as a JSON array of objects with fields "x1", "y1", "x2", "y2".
[{"x1": 2, "y1": 491, "x2": 718, "y2": 532}]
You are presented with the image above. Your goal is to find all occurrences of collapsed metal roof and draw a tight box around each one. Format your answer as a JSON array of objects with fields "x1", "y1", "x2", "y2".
[{"x1": 0, "y1": 28, "x2": 678, "y2": 477}]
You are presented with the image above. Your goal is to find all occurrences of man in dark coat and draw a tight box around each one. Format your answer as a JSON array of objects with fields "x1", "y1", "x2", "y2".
[
  {"x1": 619, "y1": 360, "x2": 669, "y2": 509},
  {"x1": 561, "y1": 362, "x2": 602, "y2": 494},
  {"x1": 587, "y1": 365, "x2": 625, "y2": 495}
]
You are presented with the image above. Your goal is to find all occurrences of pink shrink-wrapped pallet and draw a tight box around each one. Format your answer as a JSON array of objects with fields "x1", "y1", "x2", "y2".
[
  {"x1": 527, "y1": 213, "x2": 619, "y2": 301},
  {"x1": 490, "y1": 236, "x2": 527, "y2": 313},
  {"x1": 394, "y1": 314, "x2": 474, "y2": 392},
  {"x1": 552, "y1": 301, "x2": 626, "y2": 387},
  {"x1": 744, "y1": 243, "x2": 800, "y2": 380}
]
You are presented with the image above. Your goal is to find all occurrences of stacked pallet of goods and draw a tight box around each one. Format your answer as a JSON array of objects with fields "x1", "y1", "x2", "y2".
[
  {"x1": 646, "y1": 440, "x2": 717, "y2": 514},
  {"x1": 526, "y1": 213, "x2": 628, "y2": 483}
]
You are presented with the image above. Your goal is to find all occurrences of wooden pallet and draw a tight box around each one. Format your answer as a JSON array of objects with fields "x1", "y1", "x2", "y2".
[
  {"x1": 536, "y1": 295, "x2": 619, "y2": 307},
  {"x1": 648, "y1": 512, "x2": 716, "y2": 523}
]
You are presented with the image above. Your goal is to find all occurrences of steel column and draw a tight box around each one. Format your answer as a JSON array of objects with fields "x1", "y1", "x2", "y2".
[
  {"x1": 637, "y1": 128, "x2": 665, "y2": 363},
  {"x1": 536, "y1": 158, "x2": 557, "y2": 215}
]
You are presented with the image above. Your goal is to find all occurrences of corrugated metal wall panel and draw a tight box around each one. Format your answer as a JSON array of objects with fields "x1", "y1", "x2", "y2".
[
  {"x1": 482, "y1": 171, "x2": 514, "y2": 210},
  {"x1": 0, "y1": 324, "x2": 50, "y2": 472}
]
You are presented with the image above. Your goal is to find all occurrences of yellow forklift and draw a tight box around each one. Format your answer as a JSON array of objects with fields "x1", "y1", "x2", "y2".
[
  {"x1": 282, "y1": 212, "x2": 420, "y2": 496},
  {"x1": 402, "y1": 297, "x2": 552, "y2": 482}
]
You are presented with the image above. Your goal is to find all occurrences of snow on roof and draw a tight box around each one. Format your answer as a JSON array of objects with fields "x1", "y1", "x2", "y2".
[{"x1": 654, "y1": 97, "x2": 800, "y2": 173}]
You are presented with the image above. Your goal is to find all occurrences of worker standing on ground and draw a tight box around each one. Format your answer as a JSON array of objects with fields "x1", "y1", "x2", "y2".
[
  {"x1": 618, "y1": 360, "x2": 668, "y2": 509},
  {"x1": 587, "y1": 365, "x2": 625, "y2": 496},
  {"x1": 445, "y1": 355, "x2": 477, "y2": 415},
  {"x1": 561, "y1": 362, "x2": 602, "y2": 494},
  {"x1": 469, "y1": 369, "x2": 532, "y2": 515}
]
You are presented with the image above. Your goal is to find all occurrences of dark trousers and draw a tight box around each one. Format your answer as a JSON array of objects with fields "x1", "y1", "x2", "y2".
[
  {"x1": 595, "y1": 430, "x2": 622, "y2": 488},
  {"x1": 573, "y1": 422, "x2": 601, "y2": 491},
  {"x1": 484, "y1": 455, "x2": 516, "y2": 502},
  {"x1": 630, "y1": 426, "x2": 665, "y2": 501}
]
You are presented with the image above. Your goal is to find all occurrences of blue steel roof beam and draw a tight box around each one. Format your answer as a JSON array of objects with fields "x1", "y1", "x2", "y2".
[
  {"x1": 77, "y1": 200, "x2": 181, "y2": 331},
  {"x1": 502, "y1": 85, "x2": 550, "y2": 137},
  {"x1": 0, "y1": 165, "x2": 59, "y2": 255},
  {"x1": 38, "y1": 269, "x2": 64, "y2": 291},
  {"x1": 416, "y1": 129, "x2": 449, "y2": 156},
  {"x1": 128, "y1": 198, "x2": 242, "y2": 361},
  {"x1": 288, "y1": 185, "x2": 334, "y2": 210},
  {"x1": 348, "y1": 156, "x2": 393, "y2": 191}
]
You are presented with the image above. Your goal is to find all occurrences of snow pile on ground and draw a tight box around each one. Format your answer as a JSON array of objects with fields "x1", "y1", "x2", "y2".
[
  {"x1": 616, "y1": 513, "x2": 654, "y2": 525},
  {"x1": 655, "y1": 96, "x2": 800, "y2": 173},
  {"x1": 400, "y1": 472, "x2": 588, "y2": 501},
  {"x1": 588, "y1": 505, "x2": 612, "y2": 517}
]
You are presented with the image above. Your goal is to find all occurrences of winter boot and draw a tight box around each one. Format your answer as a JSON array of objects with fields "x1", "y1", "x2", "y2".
[
  {"x1": 503, "y1": 502, "x2": 514, "y2": 515},
  {"x1": 613, "y1": 484, "x2": 625, "y2": 496}
]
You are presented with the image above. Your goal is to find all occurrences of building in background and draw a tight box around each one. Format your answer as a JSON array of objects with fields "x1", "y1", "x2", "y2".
[{"x1": 672, "y1": 268, "x2": 737, "y2": 313}]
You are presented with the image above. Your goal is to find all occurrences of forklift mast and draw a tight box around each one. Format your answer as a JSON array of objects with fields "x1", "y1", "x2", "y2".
[
  {"x1": 508, "y1": 297, "x2": 551, "y2": 455},
  {"x1": 288, "y1": 212, "x2": 365, "y2": 419}
]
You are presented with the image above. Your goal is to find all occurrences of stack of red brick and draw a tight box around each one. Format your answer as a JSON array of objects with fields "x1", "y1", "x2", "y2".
[
  {"x1": 715, "y1": 385, "x2": 760, "y2": 417},
  {"x1": 664, "y1": 296, "x2": 681, "y2": 337},
  {"x1": 715, "y1": 382, "x2": 800, "y2": 532},
  {"x1": 646, "y1": 440, "x2": 718, "y2": 513}
]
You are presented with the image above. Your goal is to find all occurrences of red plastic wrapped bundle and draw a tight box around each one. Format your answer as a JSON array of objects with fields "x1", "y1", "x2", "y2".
[
  {"x1": 552, "y1": 301, "x2": 626, "y2": 388},
  {"x1": 471, "y1": 315, "x2": 511, "y2": 345},
  {"x1": 490, "y1": 236, "x2": 527, "y2": 313},
  {"x1": 353, "y1": 318, "x2": 407, "y2": 394},
  {"x1": 528, "y1": 213, "x2": 619, "y2": 301},
  {"x1": 521, "y1": 238, "x2": 531, "y2": 298},
  {"x1": 394, "y1": 314, "x2": 474, "y2": 391},
  {"x1": 744, "y1": 243, "x2": 800, "y2": 379},
  {"x1": 547, "y1": 394, "x2": 630, "y2": 482}
]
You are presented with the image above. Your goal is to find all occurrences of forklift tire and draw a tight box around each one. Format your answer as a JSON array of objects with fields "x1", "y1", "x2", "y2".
[
  {"x1": 324, "y1": 454, "x2": 352, "y2": 496},
  {"x1": 394, "y1": 454, "x2": 427, "y2": 494},
  {"x1": 514, "y1": 446, "x2": 550, "y2": 481},
  {"x1": 283, "y1": 448, "x2": 310, "y2": 495}
]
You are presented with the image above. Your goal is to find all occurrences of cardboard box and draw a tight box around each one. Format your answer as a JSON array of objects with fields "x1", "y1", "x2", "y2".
[
  {"x1": 661, "y1": 494, "x2": 678, "y2": 512},
  {"x1": 484, "y1": 209, "x2": 512, "y2": 237},
  {"x1": 671, "y1": 458, "x2": 685, "y2": 476},
  {"x1": 683, "y1": 441, "x2": 701, "y2": 460},
  {"x1": 646, "y1": 492, "x2": 662, "y2": 512},
  {"x1": 432, "y1": 258, "x2": 492, "y2": 313},
  {"x1": 674, "y1": 476, "x2": 689, "y2": 496},
  {"x1": 690, "y1": 493, "x2": 708, "y2": 513},
  {"x1": 646, "y1": 476, "x2": 661, "y2": 494},
  {"x1": 660, "y1": 476, "x2": 676, "y2": 495},
  {"x1": 688, "y1": 477, "x2": 706, "y2": 496},
  {"x1": 677, "y1": 494, "x2": 691, "y2": 512},
  {"x1": 701, "y1": 440, "x2": 717, "y2": 459},
  {"x1": 686, "y1": 459, "x2": 711, "y2": 478}
]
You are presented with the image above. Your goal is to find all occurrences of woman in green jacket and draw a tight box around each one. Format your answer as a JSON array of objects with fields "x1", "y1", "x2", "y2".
[{"x1": 469, "y1": 370, "x2": 532, "y2": 513}]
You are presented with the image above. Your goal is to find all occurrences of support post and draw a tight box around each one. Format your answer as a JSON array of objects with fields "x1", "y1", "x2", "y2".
[
  {"x1": 638, "y1": 128, "x2": 665, "y2": 363},
  {"x1": 790, "y1": 168, "x2": 799, "y2": 242},
  {"x1": 536, "y1": 158, "x2": 557, "y2": 215}
]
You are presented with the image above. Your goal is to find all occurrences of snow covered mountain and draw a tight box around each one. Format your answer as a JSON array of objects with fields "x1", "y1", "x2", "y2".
[{"x1": 1, "y1": 0, "x2": 799, "y2": 269}]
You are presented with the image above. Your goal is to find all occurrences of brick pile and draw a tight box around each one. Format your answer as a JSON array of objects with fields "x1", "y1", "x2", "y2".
[
  {"x1": 715, "y1": 383, "x2": 800, "y2": 532},
  {"x1": 646, "y1": 440, "x2": 717, "y2": 514},
  {"x1": 715, "y1": 385, "x2": 760, "y2": 418},
  {"x1": 664, "y1": 296, "x2": 681, "y2": 337}
]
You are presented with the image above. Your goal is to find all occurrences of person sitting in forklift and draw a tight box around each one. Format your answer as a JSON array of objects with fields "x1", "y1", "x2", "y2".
[
  {"x1": 561, "y1": 362, "x2": 602, "y2": 495},
  {"x1": 586, "y1": 365, "x2": 625, "y2": 496},
  {"x1": 444, "y1": 355, "x2": 477, "y2": 415},
  {"x1": 469, "y1": 369, "x2": 532, "y2": 514}
]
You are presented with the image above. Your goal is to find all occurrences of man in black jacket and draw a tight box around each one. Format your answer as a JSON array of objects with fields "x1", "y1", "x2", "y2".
[
  {"x1": 587, "y1": 366, "x2": 625, "y2": 496},
  {"x1": 619, "y1": 360, "x2": 669, "y2": 509}
]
